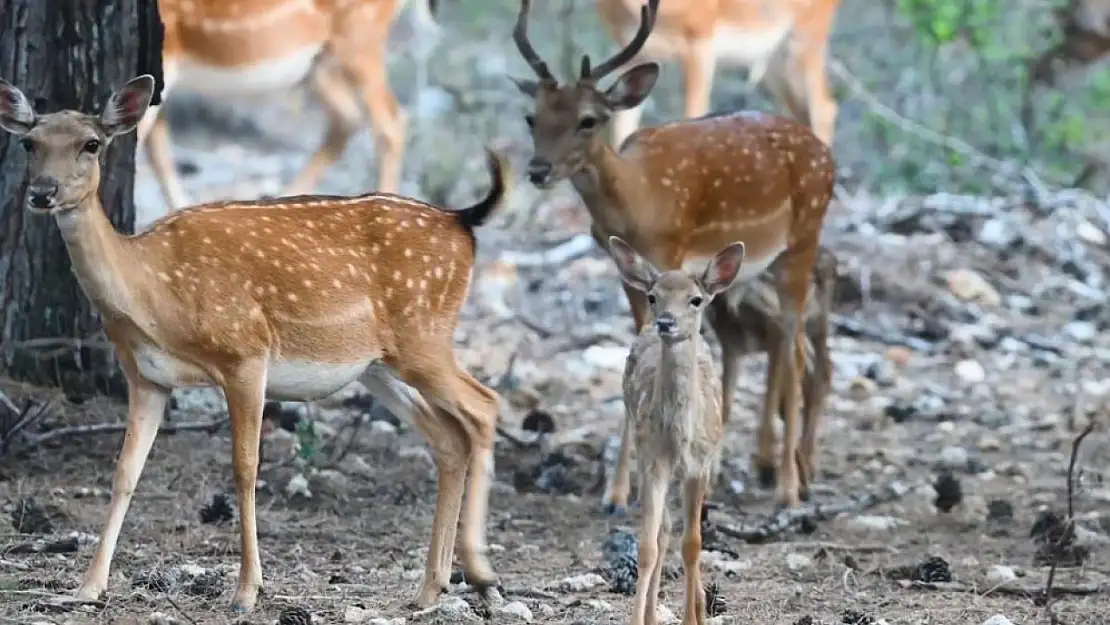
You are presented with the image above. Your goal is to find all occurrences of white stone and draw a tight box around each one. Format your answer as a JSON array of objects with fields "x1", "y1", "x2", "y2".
[
  {"x1": 582, "y1": 345, "x2": 628, "y2": 372},
  {"x1": 981, "y1": 616, "x2": 1015, "y2": 625},
  {"x1": 985, "y1": 565, "x2": 1017, "y2": 585},
  {"x1": 954, "y1": 360, "x2": 986, "y2": 384},
  {"x1": 497, "y1": 601, "x2": 533, "y2": 622},
  {"x1": 557, "y1": 572, "x2": 608, "y2": 592},
  {"x1": 785, "y1": 552, "x2": 812, "y2": 571},
  {"x1": 285, "y1": 473, "x2": 312, "y2": 499},
  {"x1": 655, "y1": 604, "x2": 678, "y2": 624},
  {"x1": 344, "y1": 606, "x2": 374, "y2": 623}
]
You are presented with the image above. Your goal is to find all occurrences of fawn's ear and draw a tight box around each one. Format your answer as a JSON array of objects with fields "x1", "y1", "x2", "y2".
[
  {"x1": 0, "y1": 79, "x2": 36, "y2": 135},
  {"x1": 602, "y1": 62, "x2": 659, "y2": 111},
  {"x1": 699, "y1": 242, "x2": 746, "y2": 298},
  {"x1": 608, "y1": 235, "x2": 659, "y2": 293},
  {"x1": 100, "y1": 75, "x2": 155, "y2": 137}
]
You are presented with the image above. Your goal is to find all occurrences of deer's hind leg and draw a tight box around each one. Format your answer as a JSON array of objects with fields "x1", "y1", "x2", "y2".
[{"x1": 284, "y1": 58, "x2": 364, "y2": 196}]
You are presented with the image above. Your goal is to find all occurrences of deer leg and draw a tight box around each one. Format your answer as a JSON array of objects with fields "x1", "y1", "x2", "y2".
[
  {"x1": 681, "y1": 38, "x2": 717, "y2": 119},
  {"x1": 284, "y1": 60, "x2": 363, "y2": 196},
  {"x1": 798, "y1": 43, "x2": 838, "y2": 147},
  {"x1": 360, "y1": 365, "x2": 464, "y2": 606},
  {"x1": 797, "y1": 321, "x2": 831, "y2": 501},
  {"x1": 709, "y1": 307, "x2": 745, "y2": 426},
  {"x1": 136, "y1": 64, "x2": 191, "y2": 212},
  {"x1": 632, "y1": 464, "x2": 670, "y2": 625},
  {"x1": 601, "y1": 409, "x2": 634, "y2": 516},
  {"x1": 222, "y1": 364, "x2": 267, "y2": 613},
  {"x1": 393, "y1": 359, "x2": 499, "y2": 594},
  {"x1": 646, "y1": 503, "x2": 671, "y2": 625},
  {"x1": 681, "y1": 476, "x2": 708, "y2": 625},
  {"x1": 772, "y1": 244, "x2": 820, "y2": 510},
  {"x1": 76, "y1": 363, "x2": 168, "y2": 602},
  {"x1": 754, "y1": 338, "x2": 784, "y2": 491},
  {"x1": 337, "y1": 48, "x2": 406, "y2": 193}
]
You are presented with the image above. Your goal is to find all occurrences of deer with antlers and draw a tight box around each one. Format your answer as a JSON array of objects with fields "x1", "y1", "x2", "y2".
[
  {"x1": 511, "y1": 0, "x2": 837, "y2": 510},
  {"x1": 594, "y1": 0, "x2": 842, "y2": 149},
  {"x1": 0, "y1": 74, "x2": 506, "y2": 613},
  {"x1": 143, "y1": 0, "x2": 438, "y2": 211}
]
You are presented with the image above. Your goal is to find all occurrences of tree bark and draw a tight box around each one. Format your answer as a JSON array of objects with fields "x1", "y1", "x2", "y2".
[{"x1": 0, "y1": 0, "x2": 163, "y2": 399}]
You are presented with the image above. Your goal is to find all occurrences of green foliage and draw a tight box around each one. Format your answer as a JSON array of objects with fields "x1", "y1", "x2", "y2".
[
  {"x1": 296, "y1": 419, "x2": 317, "y2": 462},
  {"x1": 896, "y1": 0, "x2": 1005, "y2": 49}
]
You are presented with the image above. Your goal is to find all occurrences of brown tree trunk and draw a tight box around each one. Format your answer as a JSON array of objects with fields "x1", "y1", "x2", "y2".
[{"x1": 0, "y1": 0, "x2": 163, "y2": 399}]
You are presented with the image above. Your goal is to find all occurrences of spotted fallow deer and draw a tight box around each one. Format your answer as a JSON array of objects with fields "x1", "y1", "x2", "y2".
[
  {"x1": 143, "y1": 0, "x2": 439, "y2": 211},
  {"x1": 610, "y1": 236, "x2": 740, "y2": 625},
  {"x1": 510, "y1": 0, "x2": 837, "y2": 510},
  {"x1": 0, "y1": 74, "x2": 506, "y2": 613},
  {"x1": 594, "y1": 0, "x2": 842, "y2": 149}
]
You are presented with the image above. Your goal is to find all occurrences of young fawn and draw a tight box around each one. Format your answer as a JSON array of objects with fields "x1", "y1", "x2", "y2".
[
  {"x1": 511, "y1": 0, "x2": 837, "y2": 510},
  {"x1": 0, "y1": 74, "x2": 505, "y2": 613},
  {"x1": 610, "y1": 236, "x2": 744, "y2": 625}
]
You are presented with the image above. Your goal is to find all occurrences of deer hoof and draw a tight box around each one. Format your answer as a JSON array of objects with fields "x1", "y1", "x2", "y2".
[{"x1": 602, "y1": 501, "x2": 629, "y2": 517}]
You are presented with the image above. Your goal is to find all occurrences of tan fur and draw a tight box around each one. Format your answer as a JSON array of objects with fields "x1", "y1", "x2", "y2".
[
  {"x1": 610, "y1": 236, "x2": 737, "y2": 625},
  {"x1": 0, "y1": 75, "x2": 506, "y2": 614},
  {"x1": 594, "y1": 0, "x2": 842, "y2": 148},
  {"x1": 144, "y1": 0, "x2": 437, "y2": 209},
  {"x1": 511, "y1": 0, "x2": 836, "y2": 510}
]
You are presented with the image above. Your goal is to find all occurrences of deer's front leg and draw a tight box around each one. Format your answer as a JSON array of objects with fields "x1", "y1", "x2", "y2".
[
  {"x1": 77, "y1": 365, "x2": 168, "y2": 601},
  {"x1": 631, "y1": 464, "x2": 670, "y2": 625},
  {"x1": 602, "y1": 410, "x2": 635, "y2": 516},
  {"x1": 681, "y1": 476, "x2": 708, "y2": 625}
]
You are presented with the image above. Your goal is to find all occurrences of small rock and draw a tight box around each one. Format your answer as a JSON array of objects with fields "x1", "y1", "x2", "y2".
[
  {"x1": 581, "y1": 599, "x2": 612, "y2": 612},
  {"x1": 938, "y1": 446, "x2": 969, "y2": 470},
  {"x1": 978, "y1": 436, "x2": 1002, "y2": 452},
  {"x1": 1076, "y1": 219, "x2": 1106, "y2": 245},
  {"x1": 655, "y1": 604, "x2": 678, "y2": 624},
  {"x1": 954, "y1": 360, "x2": 986, "y2": 384},
  {"x1": 785, "y1": 552, "x2": 812, "y2": 571},
  {"x1": 344, "y1": 606, "x2": 374, "y2": 623},
  {"x1": 945, "y1": 269, "x2": 1001, "y2": 306},
  {"x1": 285, "y1": 473, "x2": 312, "y2": 499},
  {"x1": 367, "y1": 619, "x2": 406, "y2": 625},
  {"x1": 582, "y1": 345, "x2": 627, "y2": 372},
  {"x1": 341, "y1": 455, "x2": 375, "y2": 479},
  {"x1": 558, "y1": 572, "x2": 608, "y2": 592},
  {"x1": 977, "y1": 218, "x2": 1020, "y2": 249},
  {"x1": 397, "y1": 446, "x2": 435, "y2": 472},
  {"x1": 1064, "y1": 321, "x2": 1097, "y2": 343},
  {"x1": 985, "y1": 565, "x2": 1017, "y2": 585},
  {"x1": 535, "y1": 604, "x2": 556, "y2": 617},
  {"x1": 848, "y1": 376, "x2": 878, "y2": 400},
  {"x1": 498, "y1": 601, "x2": 533, "y2": 622},
  {"x1": 885, "y1": 346, "x2": 913, "y2": 368},
  {"x1": 412, "y1": 596, "x2": 477, "y2": 623},
  {"x1": 980, "y1": 616, "x2": 1015, "y2": 625},
  {"x1": 845, "y1": 515, "x2": 906, "y2": 532}
]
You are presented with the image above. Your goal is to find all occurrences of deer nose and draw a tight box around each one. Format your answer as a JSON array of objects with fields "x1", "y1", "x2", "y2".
[
  {"x1": 27, "y1": 178, "x2": 59, "y2": 209},
  {"x1": 527, "y1": 159, "x2": 552, "y2": 185},
  {"x1": 655, "y1": 314, "x2": 677, "y2": 334}
]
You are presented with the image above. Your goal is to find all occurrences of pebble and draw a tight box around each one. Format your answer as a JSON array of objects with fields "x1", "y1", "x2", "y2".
[
  {"x1": 344, "y1": 606, "x2": 374, "y2": 623},
  {"x1": 978, "y1": 436, "x2": 1002, "y2": 452},
  {"x1": 848, "y1": 376, "x2": 878, "y2": 400},
  {"x1": 655, "y1": 605, "x2": 678, "y2": 624},
  {"x1": 497, "y1": 601, "x2": 533, "y2": 622},
  {"x1": 580, "y1": 600, "x2": 612, "y2": 612},
  {"x1": 285, "y1": 473, "x2": 312, "y2": 499},
  {"x1": 1064, "y1": 321, "x2": 1097, "y2": 343},
  {"x1": 367, "y1": 619, "x2": 405, "y2": 625},
  {"x1": 938, "y1": 445, "x2": 969, "y2": 470},
  {"x1": 1076, "y1": 219, "x2": 1106, "y2": 245},
  {"x1": 785, "y1": 552, "x2": 812, "y2": 571},
  {"x1": 945, "y1": 269, "x2": 1001, "y2": 306},
  {"x1": 981, "y1": 616, "x2": 1015, "y2": 625},
  {"x1": 845, "y1": 515, "x2": 907, "y2": 532},
  {"x1": 581, "y1": 345, "x2": 628, "y2": 372},
  {"x1": 955, "y1": 359, "x2": 986, "y2": 384},
  {"x1": 558, "y1": 572, "x2": 608, "y2": 592},
  {"x1": 411, "y1": 596, "x2": 477, "y2": 623},
  {"x1": 985, "y1": 565, "x2": 1017, "y2": 585},
  {"x1": 885, "y1": 346, "x2": 913, "y2": 368}
]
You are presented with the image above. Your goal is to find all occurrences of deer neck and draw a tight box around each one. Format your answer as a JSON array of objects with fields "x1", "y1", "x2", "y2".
[
  {"x1": 53, "y1": 195, "x2": 137, "y2": 318},
  {"x1": 570, "y1": 138, "x2": 646, "y2": 236},
  {"x1": 653, "y1": 334, "x2": 701, "y2": 420}
]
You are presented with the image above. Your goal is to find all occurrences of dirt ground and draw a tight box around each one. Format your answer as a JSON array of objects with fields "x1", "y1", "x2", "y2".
[{"x1": 4, "y1": 3, "x2": 1110, "y2": 625}]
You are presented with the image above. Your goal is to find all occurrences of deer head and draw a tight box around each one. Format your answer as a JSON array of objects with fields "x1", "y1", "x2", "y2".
[
  {"x1": 609, "y1": 236, "x2": 746, "y2": 343},
  {"x1": 0, "y1": 75, "x2": 154, "y2": 214},
  {"x1": 510, "y1": 0, "x2": 661, "y2": 188}
]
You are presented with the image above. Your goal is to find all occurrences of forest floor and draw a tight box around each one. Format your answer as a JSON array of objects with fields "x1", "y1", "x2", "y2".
[{"x1": 3, "y1": 5, "x2": 1110, "y2": 625}]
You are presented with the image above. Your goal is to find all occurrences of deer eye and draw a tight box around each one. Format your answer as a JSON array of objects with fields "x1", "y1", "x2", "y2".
[
  {"x1": 19, "y1": 138, "x2": 32, "y2": 152},
  {"x1": 646, "y1": 293, "x2": 657, "y2": 305},
  {"x1": 577, "y1": 116, "x2": 598, "y2": 131},
  {"x1": 690, "y1": 295, "x2": 704, "y2": 308},
  {"x1": 82, "y1": 139, "x2": 101, "y2": 154},
  {"x1": 524, "y1": 114, "x2": 536, "y2": 129}
]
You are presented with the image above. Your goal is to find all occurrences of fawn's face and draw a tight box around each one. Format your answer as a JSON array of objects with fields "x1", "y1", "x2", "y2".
[
  {"x1": 513, "y1": 63, "x2": 659, "y2": 188},
  {"x1": 608, "y1": 236, "x2": 746, "y2": 343},
  {"x1": 0, "y1": 75, "x2": 154, "y2": 214}
]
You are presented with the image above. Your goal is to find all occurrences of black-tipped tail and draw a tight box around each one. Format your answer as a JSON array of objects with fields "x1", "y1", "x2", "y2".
[{"x1": 456, "y1": 148, "x2": 510, "y2": 231}]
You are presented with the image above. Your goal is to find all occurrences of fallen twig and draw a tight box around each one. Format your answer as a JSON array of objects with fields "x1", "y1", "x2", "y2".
[
  {"x1": 1041, "y1": 421, "x2": 1098, "y2": 614},
  {"x1": 830, "y1": 314, "x2": 937, "y2": 352},
  {"x1": 715, "y1": 481, "x2": 919, "y2": 544},
  {"x1": 901, "y1": 579, "x2": 1104, "y2": 599},
  {"x1": 7, "y1": 418, "x2": 227, "y2": 452},
  {"x1": 0, "y1": 399, "x2": 55, "y2": 454},
  {"x1": 498, "y1": 233, "x2": 596, "y2": 268}
]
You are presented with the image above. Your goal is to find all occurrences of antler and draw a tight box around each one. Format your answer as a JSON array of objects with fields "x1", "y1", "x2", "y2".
[
  {"x1": 513, "y1": 0, "x2": 556, "y2": 83},
  {"x1": 581, "y1": 0, "x2": 659, "y2": 81}
]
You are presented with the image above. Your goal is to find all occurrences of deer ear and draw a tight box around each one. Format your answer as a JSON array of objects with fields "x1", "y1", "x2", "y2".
[
  {"x1": 101, "y1": 75, "x2": 155, "y2": 137},
  {"x1": 510, "y1": 76, "x2": 540, "y2": 98},
  {"x1": 603, "y1": 62, "x2": 659, "y2": 111},
  {"x1": 700, "y1": 242, "x2": 746, "y2": 298},
  {"x1": 0, "y1": 79, "x2": 36, "y2": 135},
  {"x1": 608, "y1": 235, "x2": 658, "y2": 293}
]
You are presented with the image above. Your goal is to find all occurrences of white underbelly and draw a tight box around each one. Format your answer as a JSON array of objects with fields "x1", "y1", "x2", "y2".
[
  {"x1": 711, "y1": 23, "x2": 792, "y2": 67},
  {"x1": 133, "y1": 343, "x2": 214, "y2": 389},
  {"x1": 174, "y1": 44, "x2": 324, "y2": 96},
  {"x1": 683, "y1": 241, "x2": 786, "y2": 309},
  {"x1": 265, "y1": 359, "x2": 375, "y2": 401}
]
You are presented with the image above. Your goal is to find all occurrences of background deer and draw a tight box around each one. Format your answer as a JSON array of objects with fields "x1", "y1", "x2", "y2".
[
  {"x1": 610, "y1": 236, "x2": 742, "y2": 625},
  {"x1": 594, "y1": 0, "x2": 842, "y2": 149},
  {"x1": 143, "y1": 0, "x2": 439, "y2": 211},
  {"x1": 511, "y1": 0, "x2": 837, "y2": 510},
  {"x1": 1028, "y1": 0, "x2": 1110, "y2": 89},
  {"x1": 0, "y1": 74, "x2": 506, "y2": 613}
]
